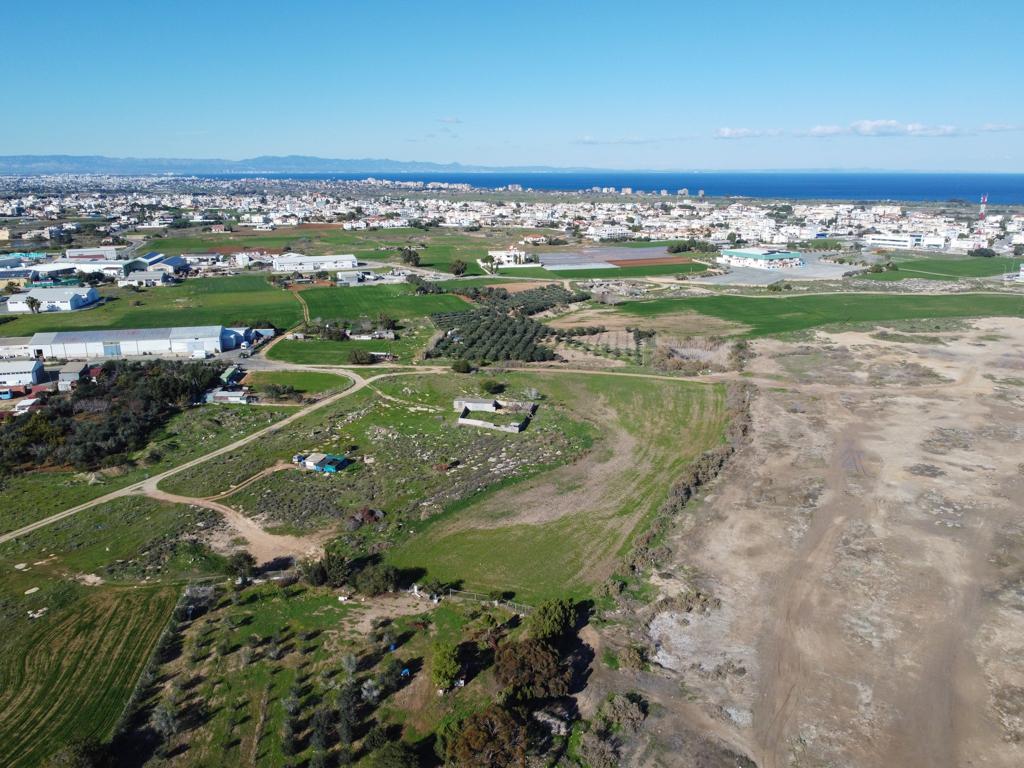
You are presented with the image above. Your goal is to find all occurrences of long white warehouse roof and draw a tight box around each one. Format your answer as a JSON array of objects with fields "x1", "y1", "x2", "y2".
[{"x1": 30, "y1": 326, "x2": 226, "y2": 345}]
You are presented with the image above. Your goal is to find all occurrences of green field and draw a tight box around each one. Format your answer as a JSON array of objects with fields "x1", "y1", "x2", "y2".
[
  {"x1": 300, "y1": 283, "x2": 470, "y2": 322},
  {"x1": 266, "y1": 324, "x2": 434, "y2": 365},
  {"x1": 863, "y1": 257, "x2": 1021, "y2": 281},
  {"x1": 387, "y1": 372, "x2": 728, "y2": 601},
  {"x1": 0, "y1": 403, "x2": 295, "y2": 535},
  {"x1": 0, "y1": 275, "x2": 302, "y2": 335},
  {"x1": 244, "y1": 370, "x2": 352, "y2": 394},
  {"x1": 167, "y1": 377, "x2": 591, "y2": 535},
  {"x1": 618, "y1": 293, "x2": 1024, "y2": 337},
  {"x1": 0, "y1": 496, "x2": 225, "y2": 768}
]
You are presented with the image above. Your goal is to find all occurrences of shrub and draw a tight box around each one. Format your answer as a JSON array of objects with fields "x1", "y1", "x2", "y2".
[
  {"x1": 449, "y1": 705, "x2": 527, "y2": 768},
  {"x1": 451, "y1": 359, "x2": 472, "y2": 373},
  {"x1": 494, "y1": 639, "x2": 569, "y2": 700},
  {"x1": 479, "y1": 379, "x2": 505, "y2": 395},
  {"x1": 526, "y1": 598, "x2": 576, "y2": 643},
  {"x1": 347, "y1": 349, "x2": 374, "y2": 365},
  {"x1": 432, "y1": 641, "x2": 460, "y2": 689}
]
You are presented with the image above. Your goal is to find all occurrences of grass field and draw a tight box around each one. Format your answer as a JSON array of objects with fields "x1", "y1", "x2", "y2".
[
  {"x1": 617, "y1": 293, "x2": 1024, "y2": 337},
  {"x1": 0, "y1": 586, "x2": 178, "y2": 768},
  {"x1": 0, "y1": 274, "x2": 302, "y2": 335},
  {"x1": 387, "y1": 372, "x2": 728, "y2": 602},
  {"x1": 0, "y1": 496, "x2": 225, "y2": 768},
  {"x1": 863, "y1": 256, "x2": 1021, "y2": 281},
  {"x1": 244, "y1": 370, "x2": 352, "y2": 394},
  {"x1": 176, "y1": 376, "x2": 591, "y2": 534},
  {"x1": 0, "y1": 403, "x2": 294, "y2": 535},
  {"x1": 266, "y1": 323, "x2": 434, "y2": 365},
  {"x1": 300, "y1": 283, "x2": 470, "y2": 322}
]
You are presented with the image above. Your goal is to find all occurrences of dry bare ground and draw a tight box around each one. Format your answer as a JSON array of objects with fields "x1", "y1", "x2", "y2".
[{"x1": 617, "y1": 318, "x2": 1024, "y2": 767}]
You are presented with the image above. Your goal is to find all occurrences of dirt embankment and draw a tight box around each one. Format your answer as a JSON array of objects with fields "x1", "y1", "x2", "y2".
[{"x1": 606, "y1": 318, "x2": 1024, "y2": 767}]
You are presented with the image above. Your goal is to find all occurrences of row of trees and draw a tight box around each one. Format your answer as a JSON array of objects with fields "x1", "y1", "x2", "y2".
[{"x1": 429, "y1": 309, "x2": 557, "y2": 362}]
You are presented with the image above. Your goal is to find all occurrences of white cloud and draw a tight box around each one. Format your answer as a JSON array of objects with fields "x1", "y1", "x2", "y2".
[
  {"x1": 714, "y1": 127, "x2": 781, "y2": 140},
  {"x1": 799, "y1": 120, "x2": 963, "y2": 138},
  {"x1": 979, "y1": 122, "x2": 1021, "y2": 133},
  {"x1": 438, "y1": 116, "x2": 463, "y2": 124},
  {"x1": 805, "y1": 124, "x2": 846, "y2": 137}
]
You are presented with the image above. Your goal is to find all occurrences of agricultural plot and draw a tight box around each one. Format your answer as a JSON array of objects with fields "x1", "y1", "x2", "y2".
[
  {"x1": 616, "y1": 293, "x2": 1024, "y2": 337},
  {"x1": 218, "y1": 376, "x2": 592, "y2": 536},
  {"x1": 0, "y1": 403, "x2": 294, "y2": 534},
  {"x1": 862, "y1": 256, "x2": 1021, "y2": 281},
  {"x1": 387, "y1": 372, "x2": 729, "y2": 602},
  {"x1": 300, "y1": 284, "x2": 471, "y2": 322},
  {"x1": 266, "y1": 328, "x2": 432, "y2": 365},
  {"x1": 123, "y1": 582, "x2": 506, "y2": 767},
  {"x1": 0, "y1": 496, "x2": 223, "y2": 768},
  {"x1": 0, "y1": 274, "x2": 302, "y2": 335}
]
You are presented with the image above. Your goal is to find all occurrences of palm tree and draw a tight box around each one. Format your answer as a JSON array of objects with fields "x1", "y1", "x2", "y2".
[{"x1": 25, "y1": 296, "x2": 41, "y2": 314}]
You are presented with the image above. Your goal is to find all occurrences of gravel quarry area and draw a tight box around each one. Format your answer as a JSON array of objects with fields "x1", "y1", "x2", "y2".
[{"x1": 622, "y1": 318, "x2": 1024, "y2": 767}]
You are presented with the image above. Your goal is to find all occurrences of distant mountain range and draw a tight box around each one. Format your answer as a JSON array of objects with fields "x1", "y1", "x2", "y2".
[{"x1": 0, "y1": 155, "x2": 582, "y2": 176}]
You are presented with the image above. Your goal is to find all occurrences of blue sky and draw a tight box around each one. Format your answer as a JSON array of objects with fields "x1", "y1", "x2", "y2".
[{"x1": 5, "y1": 0, "x2": 1023, "y2": 171}]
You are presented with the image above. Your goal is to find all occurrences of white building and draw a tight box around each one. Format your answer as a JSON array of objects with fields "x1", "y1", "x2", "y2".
[
  {"x1": 0, "y1": 359, "x2": 44, "y2": 387},
  {"x1": 717, "y1": 248, "x2": 804, "y2": 270},
  {"x1": 8, "y1": 286, "x2": 99, "y2": 313},
  {"x1": 117, "y1": 270, "x2": 174, "y2": 288},
  {"x1": 863, "y1": 233, "x2": 923, "y2": 250},
  {"x1": 27, "y1": 326, "x2": 248, "y2": 359},
  {"x1": 271, "y1": 253, "x2": 358, "y2": 272},
  {"x1": 487, "y1": 247, "x2": 530, "y2": 266},
  {"x1": 65, "y1": 245, "x2": 123, "y2": 260}
]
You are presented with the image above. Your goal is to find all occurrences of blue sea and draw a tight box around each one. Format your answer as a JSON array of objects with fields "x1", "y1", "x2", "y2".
[{"x1": 210, "y1": 172, "x2": 1024, "y2": 203}]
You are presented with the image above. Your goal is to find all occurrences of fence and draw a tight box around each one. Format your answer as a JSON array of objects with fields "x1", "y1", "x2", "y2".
[{"x1": 446, "y1": 588, "x2": 533, "y2": 615}]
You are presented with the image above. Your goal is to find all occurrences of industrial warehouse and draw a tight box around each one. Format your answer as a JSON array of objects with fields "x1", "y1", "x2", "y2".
[{"x1": 20, "y1": 325, "x2": 261, "y2": 360}]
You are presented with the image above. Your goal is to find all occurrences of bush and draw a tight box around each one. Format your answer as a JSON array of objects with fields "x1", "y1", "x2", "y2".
[
  {"x1": 432, "y1": 641, "x2": 460, "y2": 689},
  {"x1": 479, "y1": 379, "x2": 505, "y2": 395},
  {"x1": 526, "y1": 598, "x2": 576, "y2": 643},
  {"x1": 354, "y1": 563, "x2": 399, "y2": 595},
  {"x1": 347, "y1": 349, "x2": 375, "y2": 365},
  {"x1": 494, "y1": 639, "x2": 569, "y2": 700},
  {"x1": 365, "y1": 741, "x2": 418, "y2": 768},
  {"x1": 451, "y1": 359, "x2": 472, "y2": 373},
  {"x1": 449, "y1": 705, "x2": 527, "y2": 767}
]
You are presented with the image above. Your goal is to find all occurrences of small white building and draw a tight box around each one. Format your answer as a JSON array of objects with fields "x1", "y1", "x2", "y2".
[
  {"x1": 7, "y1": 286, "x2": 99, "y2": 313},
  {"x1": 271, "y1": 253, "x2": 358, "y2": 272},
  {"x1": 65, "y1": 245, "x2": 122, "y2": 260},
  {"x1": 117, "y1": 270, "x2": 174, "y2": 288},
  {"x1": 0, "y1": 359, "x2": 44, "y2": 387}
]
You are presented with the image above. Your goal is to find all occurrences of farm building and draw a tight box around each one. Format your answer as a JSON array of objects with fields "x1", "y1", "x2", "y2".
[
  {"x1": 0, "y1": 359, "x2": 44, "y2": 387},
  {"x1": 0, "y1": 268, "x2": 38, "y2": 288},
  {"x1": 7, "y1": 286, "x2": 99, "y2": 313},
  {"x1": 26, "y1": 325, "x2": 250, "y2": 359},
  {"x1": 717, "y1": 248, "x2": 804, "y2": 270},
  {"x1": 295, "y1": 452, "x2": 351, "y2": 473},
  {"x1": 272, "y1": 253, "x2": 358, "y2": 272},
  {"x1": 205, "y1": 387, "x2": 252, "y2": 404}
]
